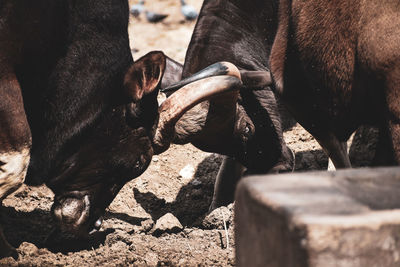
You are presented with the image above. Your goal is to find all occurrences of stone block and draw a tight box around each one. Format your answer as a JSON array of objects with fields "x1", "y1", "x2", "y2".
[{"x1": 235, "y1": 167, "x2": 400, "y2": 267}]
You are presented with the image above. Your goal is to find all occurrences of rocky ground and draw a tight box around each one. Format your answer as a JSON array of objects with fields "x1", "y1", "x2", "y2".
[{"x1": 0, "y1": 0, "x2": 380, "y2": 266}]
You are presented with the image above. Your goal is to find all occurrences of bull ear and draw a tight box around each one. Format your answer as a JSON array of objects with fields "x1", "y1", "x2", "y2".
[
  {"x1": 124, "y1": 51, "x2": 166, "y2": 102},
  {"x1": 161, "y1": 56, "x2": 183, "y2": 93}
]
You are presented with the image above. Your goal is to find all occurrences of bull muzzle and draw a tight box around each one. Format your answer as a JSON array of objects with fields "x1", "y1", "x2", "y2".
[{"x1": 52, "y1": 193, "x2": 101, "y2": 238}]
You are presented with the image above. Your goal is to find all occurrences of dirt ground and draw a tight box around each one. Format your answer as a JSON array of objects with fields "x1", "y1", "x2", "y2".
[{"x1": 0, "y1": 0, "x2": 379, "y2": 266}]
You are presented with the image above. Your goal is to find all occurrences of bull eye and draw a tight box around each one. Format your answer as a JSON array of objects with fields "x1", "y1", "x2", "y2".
[
  {"x1": 241, "y1": 124, "x2": 252, "y2": 144},
  {"x1": 244, "y1": 124, "x2": 253, "y2": 138}
]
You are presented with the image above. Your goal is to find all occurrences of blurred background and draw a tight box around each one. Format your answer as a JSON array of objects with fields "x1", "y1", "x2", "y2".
[{"x1": 128, "y1": 0, "x2": 203, "y2": 63}]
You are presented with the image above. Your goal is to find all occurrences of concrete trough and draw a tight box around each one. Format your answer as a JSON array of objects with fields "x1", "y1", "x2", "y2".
[{"x1": 235, "y1": 167, "x2": 400, "y2": 267}]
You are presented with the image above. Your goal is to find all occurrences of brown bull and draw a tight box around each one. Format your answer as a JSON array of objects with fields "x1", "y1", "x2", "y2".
[{"x1": 270, "y1": 0, "x2": 400, "y2": 168}]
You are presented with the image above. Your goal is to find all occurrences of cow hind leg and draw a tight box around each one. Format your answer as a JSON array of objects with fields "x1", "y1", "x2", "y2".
[{"x1": 209, "y1": 156, "x2": 245, "y2": 212}]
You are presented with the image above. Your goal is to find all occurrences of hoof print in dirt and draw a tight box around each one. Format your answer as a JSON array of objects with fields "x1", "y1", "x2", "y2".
[
  {"x1": 151, "y1": 213, "x2": 183, "y2": 236},
  {"x1": 202, "y1": 204, "x2": 233, "y2": 230}
]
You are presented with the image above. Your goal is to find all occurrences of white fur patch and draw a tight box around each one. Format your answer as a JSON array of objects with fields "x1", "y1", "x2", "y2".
[{"x1": 0, "y1": 148, "x2": 30, "y2": 200}]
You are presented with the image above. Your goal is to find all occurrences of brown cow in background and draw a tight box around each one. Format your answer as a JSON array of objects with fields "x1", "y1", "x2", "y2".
[{"x1": 270, "y1": 0, "x2": 400, "y2": 169}]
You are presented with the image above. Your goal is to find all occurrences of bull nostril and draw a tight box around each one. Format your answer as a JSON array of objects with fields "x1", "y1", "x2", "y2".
[
  {"x1": 59, "y1": 198, "x2": 85, "y2": 224},
  {"x1": 54, "y1": 205, "x2": 62, "y2": 220}
]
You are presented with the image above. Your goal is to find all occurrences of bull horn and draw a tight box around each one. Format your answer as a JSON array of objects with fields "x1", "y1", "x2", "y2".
[
  {"x1": 153, "y1": 75, "x2": 242, "y2": 154},
  {"x1": 161, "y1": 61, "x2": 241, "y2": 93}
]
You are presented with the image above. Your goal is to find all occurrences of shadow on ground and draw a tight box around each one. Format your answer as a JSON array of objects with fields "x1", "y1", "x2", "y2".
[
  {"x1": 0, "y1": 206, "x2": 146, "y2": 254},
  {"x1": 133, "y1": 146, "x2": 338, "y2": 226},
  {"x1": 134, "y1": 154, "x2": 221, "y2": 226}
]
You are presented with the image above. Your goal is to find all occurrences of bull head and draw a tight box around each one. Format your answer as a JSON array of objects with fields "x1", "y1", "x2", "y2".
[
  {"x1": 48, "y1": 52, "x2": 243, "y2": 238},
  {"x1": 156, "y1": 60, "x2": 289, "y2": 174}
]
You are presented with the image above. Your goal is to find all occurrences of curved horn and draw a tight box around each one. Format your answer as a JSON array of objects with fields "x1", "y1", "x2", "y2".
[
  {"x1": 153, "y1": 75, "x2": 242, "y2": 154},
  {"x1": 161, "y1": 61, "x2": 241, "y2": 93}
]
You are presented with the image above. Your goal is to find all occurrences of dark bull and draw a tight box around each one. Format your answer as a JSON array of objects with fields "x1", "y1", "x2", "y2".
[{"x1": 0, "y1": 0, "x2": 242, "y2": 258}]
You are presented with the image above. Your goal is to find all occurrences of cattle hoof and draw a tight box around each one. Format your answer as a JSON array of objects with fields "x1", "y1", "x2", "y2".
[
  {"x1": 270, "y1": 147, "x2": 296, "y2": 173},
  {"x1": 269, "y1": 159, "x2": 295, "y2": 174}
]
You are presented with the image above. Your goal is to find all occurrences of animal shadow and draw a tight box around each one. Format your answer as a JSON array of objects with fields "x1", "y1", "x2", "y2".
[
  {"x1": 0, "y1": 206, "x2": 115, "y2": 254},
  {"x1": 134, "y1": 154, "x2": 222, "y2": 226},
  {"x1": 0, "y1": 206, "x2": 52, "y2": 249}
]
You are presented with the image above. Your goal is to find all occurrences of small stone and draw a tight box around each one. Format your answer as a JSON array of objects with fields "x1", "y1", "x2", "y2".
[
  {"x1": 18, "y1": 242, "x2": 38, "y2": 256},
  {"x1": 179, "y1": 165, "x2": 195, "y2": 181},
  {"x1": 152, "y1": 213, "x2": 183, "y2": 236},
  {"x1": 152, "y1": 157, "x2": 159, "y2": 162},
  {"x1": 183, "y1": 228, "x2": 193, "y2": 235},
  {"x1": 141, "y1": 218, "x2": 154, "y2": 233},
  {"x1": 105, "y1": 229, "x2": 132, "y2": 246},
  {"x1": 202, "y1": 205, "x2": 233, "y2": 230},
  {"x1": 188, "y1": 228, "x2": 204, "y2": 238},
  {"x1": 190, "y1": 179, "x2": 202, "y2": 187},
  {"x1": 110, "y1": 241, "x2": 128, "y2": 252},
  {"x1": 144, "y1": 251, "x2": 159, "y2": 267}
]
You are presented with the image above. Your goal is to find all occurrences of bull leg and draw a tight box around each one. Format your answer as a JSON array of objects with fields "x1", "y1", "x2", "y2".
[
  {"x1": 269, "y1": 145, "x2": 295, "y2": 173},
  {"x1": 209, "y1": 156, "x2": 245, "y2": 212},
  {"x1": 314, "y1": 133, "x2": 351, "y2": 170},
  {"x1": 373, "y1": 126, "x2": 396, "y2": 166},
  {"x1": 384, "y1": 70, "x2": 400, "y2": 165},
  {"x1": 0, "y1": 72, "x2": 31, "y2": 258}
]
